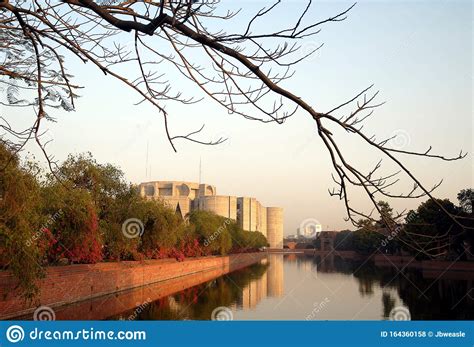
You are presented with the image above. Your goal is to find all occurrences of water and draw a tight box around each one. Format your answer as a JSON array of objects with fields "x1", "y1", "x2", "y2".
[{"x1": 109, "y1": 253, "x2": 474, "y2": 320}]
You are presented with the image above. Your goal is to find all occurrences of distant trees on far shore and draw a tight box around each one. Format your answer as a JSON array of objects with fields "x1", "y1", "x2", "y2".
[{"x1": 331, "y1": 197, "x2": 473, "y2": 260}]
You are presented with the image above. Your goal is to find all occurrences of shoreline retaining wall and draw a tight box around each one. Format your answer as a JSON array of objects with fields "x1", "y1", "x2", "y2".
[{"x1": 0, "y1": 252, "x2": 266, "y2": 320}]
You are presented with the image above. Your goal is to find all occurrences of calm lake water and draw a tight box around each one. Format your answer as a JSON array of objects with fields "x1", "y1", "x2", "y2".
[{"x1": 109, "y1": 253, "x2": 474, "y2": 320}]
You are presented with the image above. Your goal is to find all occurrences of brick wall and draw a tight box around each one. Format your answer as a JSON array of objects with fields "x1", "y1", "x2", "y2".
[{"x1": 0, "y1": 252, "x2": 265, "y2": 320}]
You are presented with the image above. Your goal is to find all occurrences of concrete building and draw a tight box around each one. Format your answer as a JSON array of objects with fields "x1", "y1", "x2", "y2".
[
  {"x1": 139, "y1": 180, "x2": 284, "y2": 248},
  {"x1": 266, "y1": 207, "x2": 284, "y2": 249}
]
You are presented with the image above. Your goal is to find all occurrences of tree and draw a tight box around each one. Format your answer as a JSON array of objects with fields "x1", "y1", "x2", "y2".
[
  {"x1": 55, "y1": 153, "x2": 131, "y2": 218},
  {"x1": 0, "y1": 0, "x2": 470, "y2": 256},
  {"x1": 40, "y1": 183, "x2": 103, "y2": 264},
  {"x1": 232, "y1": 227, "x2": 267, "y2": 251},
  {"x1": 187, "y1": 210, "x2": 232, "y2": 255},
  {"x1": 49, "y1": 152, "x2": 141, "y2": 260},
  {"x1": 457, "y1": 189, "x2": 473, "y2": 258},
  {"x1": 138, "y1": 199, "x2": 185, "y2": 258},
  {"x1": 402, "y1": 199, "x2": 465, "y2": 259},
  {"x1": 376, "y1": 201, "x2": 394, "y2": 227},
  {"x1": 458, "y1": 189, "x2": 473, "y2": 215},
  {"x1": 0, "y1": 141, "x2": 44, "y2": 300},
  {"x1": 333, "y1": 230, "x2": 353, "y2": 251},
  {"x1": 352, "y1": 228, "x2": 384, "y2": 255}
]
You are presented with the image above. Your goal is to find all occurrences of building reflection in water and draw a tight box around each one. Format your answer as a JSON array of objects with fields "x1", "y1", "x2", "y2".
[
  {"x1": 266, "y1": 254, "x2": 284, "y2": 298},
  {"x1": 108, "y1": 254, "x2": 284, "y2": 320},
  {"x1": 241, "y1": 267, "x2": 267, "y2": 309},
  {"x1": 239, "y1": 254, "x2": 284, "y2": 309}
]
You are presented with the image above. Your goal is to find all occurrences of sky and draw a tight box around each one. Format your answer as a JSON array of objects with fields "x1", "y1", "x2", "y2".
[{"x1": 4, "y1": 0, "x2": 473, "y2": 235}]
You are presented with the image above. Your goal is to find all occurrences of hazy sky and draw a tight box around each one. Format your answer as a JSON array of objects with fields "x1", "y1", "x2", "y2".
[{"x1": 6, "y1": 0, "x2": 473, "y2": 235}]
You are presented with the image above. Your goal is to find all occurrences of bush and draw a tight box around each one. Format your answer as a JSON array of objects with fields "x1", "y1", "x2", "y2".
[
  {"x1": 228, "y1": 221, "x2": 267, "y2": 252},
  {"x1": 52, "y1": 154, "x2": 139, "y2": 261},
  {"x1": 137, "y1": 199, "x2": 184, "y2": 258},
  {"x1": 40, "y1": 183, "x2": 103, "y2": 264}
]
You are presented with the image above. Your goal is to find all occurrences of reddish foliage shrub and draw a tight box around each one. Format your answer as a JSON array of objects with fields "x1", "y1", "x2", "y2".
[
  {"x1": 42, "y1": 206, "x2": 103, "y2": 264},
  {"x1": 180, "y1": 238, "x2": 203, "y2": 258},
  {"x1": 38, "y1": 227, "x2": 61, "y2": 263},
  {"x1": 67, "y1": 207, "x2": 102, "y2": 263},
  {"x1": 169, "y1": 248, "x2": 185, "y2": 262}
]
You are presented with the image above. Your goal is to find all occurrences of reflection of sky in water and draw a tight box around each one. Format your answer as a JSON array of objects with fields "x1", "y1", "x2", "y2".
[{"x1": 234, "y1": 254, "x2": 404, "y2": 320}]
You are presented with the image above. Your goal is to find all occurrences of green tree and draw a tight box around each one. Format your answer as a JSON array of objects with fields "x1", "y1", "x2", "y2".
[
  {"x1": 352, "y1": 229, "x2": 384, "y2": 254},
  {"x1": 56, "y1": 152, "x2": 130, "y2": 219},
  {"x1": 457, "y1": 188, "x2": 473, "y2": 215},
  {"x1": 333, "y1": 230, "x2": 354, "y2": 251},
  {"x1": 40, "y1": 182, "x2": 103, "y2": 264},
  {"x1": 188, "y1": 211, "x2": 232, "y2": 255},
  {"x1": 376, "y1": 201, "x2": 395, "y2": 229},
  {"x1": 100, "y1": 186, "x2": 142, "y2": 261},
  {"x1": 53, "y1": 153, "x2": 140, "y2": 260},
  {"x1": 0, "y1": 142, "x2": 44, "y2": 300},
  {"x1": 138, "y1": 199, "x2": 184, "y2": 258},
  {"x1": 227, "y1": 221, "x2": 267, "y2": 251},
  {"x1": 457, "y1": 189, "x2": 473, "y2": 257},
  {"x1": 402, "y1": 198, "x2": 464, "y2": 259}
]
